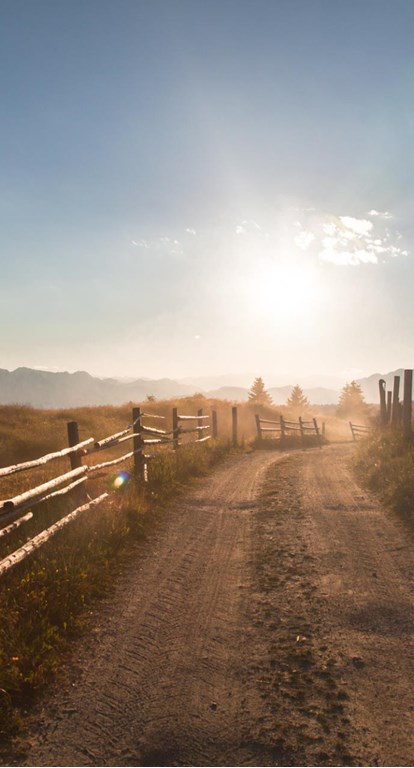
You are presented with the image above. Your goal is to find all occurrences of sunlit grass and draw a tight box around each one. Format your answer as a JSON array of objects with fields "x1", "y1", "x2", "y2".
[{"x1": 354, "y1": 429, "x2": 414, "y2": 516}]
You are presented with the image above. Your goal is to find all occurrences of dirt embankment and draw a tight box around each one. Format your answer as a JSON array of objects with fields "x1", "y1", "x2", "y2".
[{"x1": 10, "y1": 444, "x2": 414, "y2": 766}]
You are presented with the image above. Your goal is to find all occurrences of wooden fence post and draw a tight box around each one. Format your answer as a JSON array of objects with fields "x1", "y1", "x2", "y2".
[
  {"x1": 212, "y1": 409, "x2": 218, "y2": 439},
  {"x1": 403, "y1": 369, "x2": 413, "y2": 440},
  {"x1": 172, "y1": 407, "x2": 179, "y2": 449},
  {"x1": 322, "y1": 421, "x2": 326, "y2": 438},
  {"x1": 313, "y1": 417, "x2": 322, "y2": 449},
  {"x1": 67, "y1": 421, "x2": 86, "y2": 500},
  {"x1": 255, "y1": 414, "x2": 262, "y2": 441},
  {"x1": 298, "y1": 416, "x2": 305, "y2": 449},
  {"x1": 280, "y1": 415, "x2": 286, "y2": 444},
  {"x1": 386, "y1": 391, "x2": 392, "y2": 424},
  {"x1": 392, "y1": 375, "x2": 400, "y2": 428},
  {"x1": 232, "y1": 406, "x2": 238, "y2": 446},
  {"x1": 132, "y1": 407, "x2": 144, "y2": 482},
  {"x1": 67, "y1": 421, "x2": 82, "y2": 470},
  {"x1": 197, "y1": 408, "x2": 203, "y2": 441},
  {"x1": 379, "y1": 379, "x2": 387, "y2": 427},
  {"x1": 349, "y1": 421, "x2": 355, "y2": 441}
]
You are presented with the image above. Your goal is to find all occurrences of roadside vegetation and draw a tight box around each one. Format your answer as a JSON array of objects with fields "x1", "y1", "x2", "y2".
[
  {"x1": 0, "y1": 398, "x2": 236, "y2": 745},
  {"x1": 354, "y1": 429, "x2": 414, "y2": 517},
  {"x1": 0, "y1": 391, "x2": 360, "y2": 746}
]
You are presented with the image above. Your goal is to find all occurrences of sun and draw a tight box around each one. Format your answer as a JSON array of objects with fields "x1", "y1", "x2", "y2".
[{"x1": 246, "y1": 258, "x2": 324, "y2": 324}]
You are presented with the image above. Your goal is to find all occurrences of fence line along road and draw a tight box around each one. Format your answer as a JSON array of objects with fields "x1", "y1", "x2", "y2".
[{"x1": 0, "y1": 404, "x2": 224, "y2": 577}]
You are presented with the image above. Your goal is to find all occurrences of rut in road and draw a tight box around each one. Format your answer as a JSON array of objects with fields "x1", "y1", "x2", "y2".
[
  {"x1": 16, "y1": 443, "x2": 414, "y2": 767},
  {"x1": 21, "y1": 450, "x2": 283, "y2": 768}
]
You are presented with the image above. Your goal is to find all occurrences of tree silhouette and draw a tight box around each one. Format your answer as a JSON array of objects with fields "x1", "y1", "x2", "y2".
[
  {"x1": 248, "y1": 377, "x2": 273, "y2": 406},
  {"x1": 337, "y1": 380, "x2": 366, "y2": 417},
  {"x1": 286, "y1": 384, "x2": 310, "y2": 413}
]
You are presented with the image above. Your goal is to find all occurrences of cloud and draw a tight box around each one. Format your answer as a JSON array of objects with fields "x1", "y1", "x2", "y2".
[
  {"x1": 131, "y1": 239, "x2": 150, "y2": 248},
  {"x1": 293, "y1": 209, "x2": 407, "y2": 266},
  {"x1": 185, "y1": 228, "x2": 197, "y2": 235},
  {"x1": 293, "y1": 229, "x2": 315, "y2": 251},
  {"x1": 368, "y1": 209, "x2": 392, "y2": 219},
  {"x1": 339, "y1": 216, "x2": 373, "y2": 237}
]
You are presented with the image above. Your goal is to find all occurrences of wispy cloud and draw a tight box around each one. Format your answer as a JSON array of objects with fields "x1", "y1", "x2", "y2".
[
  {"x1": 368, "y1": 209, "x2": 392, "y2": 219},
  {"x1": 292, "y1": 209, "x2": 407, "y2": 266}
]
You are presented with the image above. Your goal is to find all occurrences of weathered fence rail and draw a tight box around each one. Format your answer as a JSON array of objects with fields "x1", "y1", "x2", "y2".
[
  {"x1": 349, "y1": 422, "x2": 371, "y2": 441},
  {"x1": 255, "y1": 413, "x2": 322, "y2": 447},
  {"x1": 0, "y1": 405, "x2": 225, "y2": 577}
]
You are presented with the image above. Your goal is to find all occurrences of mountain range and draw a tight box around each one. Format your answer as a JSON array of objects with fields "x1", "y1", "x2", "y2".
[{"x1": 0, "y1": 367, "x2": 407, "y2": 409}]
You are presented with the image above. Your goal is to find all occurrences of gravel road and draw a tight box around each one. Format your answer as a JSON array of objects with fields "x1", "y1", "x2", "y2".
[{"x1": 15, "y1": 444, "x2": 414, "y2": 766}]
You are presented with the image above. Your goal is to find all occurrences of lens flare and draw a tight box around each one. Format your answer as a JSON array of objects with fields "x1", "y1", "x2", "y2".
[{"x1": 111, "y1": 470, "x2": 130, "y2": 490}]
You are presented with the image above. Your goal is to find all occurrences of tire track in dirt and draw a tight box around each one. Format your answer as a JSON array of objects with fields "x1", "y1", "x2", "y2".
[
  {"x1": 248, "y1": 443, "x2": 414, "y2": 766},
  {"x1": 18, "y1": 450, "x2": 286, "y2": 767}
]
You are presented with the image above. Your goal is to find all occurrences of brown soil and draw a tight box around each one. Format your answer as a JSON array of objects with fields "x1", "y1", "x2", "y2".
[{"x1": 10, "y1": 444, "x2": 414, "y2": 766}]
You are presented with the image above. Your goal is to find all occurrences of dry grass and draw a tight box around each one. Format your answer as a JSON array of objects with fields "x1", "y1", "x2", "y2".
[{"x1": 0, "y1": 399, "x2": 237, "y2": 743}]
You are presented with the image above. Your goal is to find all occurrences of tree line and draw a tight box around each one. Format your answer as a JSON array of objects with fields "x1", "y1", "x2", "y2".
[{"x1": 248, "y1": 377, "x2": 366, "y2": 417}]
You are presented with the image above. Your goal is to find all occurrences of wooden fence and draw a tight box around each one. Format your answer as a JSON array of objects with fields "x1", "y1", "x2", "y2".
[
  {"x1": 349, "y1": 422, "x2": 370, "y2": 441},
  {"x1": 0, "y1": 405, "x2": 222, "y2": 578},
  {"x1": 255, "y1": 414, "x2": 322, "y2": 447}
]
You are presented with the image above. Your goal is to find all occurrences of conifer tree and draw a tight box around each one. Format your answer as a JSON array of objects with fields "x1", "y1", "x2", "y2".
[
  {"x1": 286, "y1": 384, "x2": 310, "y2": 413},
  {"x1": 248, "y1": 377, "x2": 273, "y2": 406},
  {"x1": 337, "y1": 380, "x2": 366, "y2": 417}
]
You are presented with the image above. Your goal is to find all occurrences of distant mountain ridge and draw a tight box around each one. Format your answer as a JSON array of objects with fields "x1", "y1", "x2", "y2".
[{"x1": 0, "y1": 367, "x2": 406, "y2": 408}]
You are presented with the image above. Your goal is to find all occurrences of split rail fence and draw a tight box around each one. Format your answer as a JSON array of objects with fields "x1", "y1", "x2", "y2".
[
  {"x1": 255, "y1": 414, "x2": 322, "y2": 447},
  {"x1": 0, "y1": 405, "x2": 222, "y2": 578},
  {"x1": 349, "y1": 422, "x2": 370, "y2": 441}
]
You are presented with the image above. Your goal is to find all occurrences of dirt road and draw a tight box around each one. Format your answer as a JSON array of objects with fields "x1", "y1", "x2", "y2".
[{"x1": 16, "y1": 445, "x2": 414, "y2": 766}]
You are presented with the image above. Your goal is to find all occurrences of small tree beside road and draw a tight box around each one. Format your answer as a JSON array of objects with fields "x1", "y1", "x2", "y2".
[
  {"x1": 287, "y1": 384, "x2": 310, "y2": 414},
  {"x1": 248, "y1": 377, "x2": 273, "y2": 407},
  {"x1": 337, "y1": 380, "x2": 367, "y2": 418}
]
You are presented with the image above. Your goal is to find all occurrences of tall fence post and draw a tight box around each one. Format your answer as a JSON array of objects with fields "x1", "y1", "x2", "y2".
[
  {"x1": 322, "y1": 421, "x2": 326, "y2": 438},
  {"x1": 386, "y1": 391, "x2": 392, "y2": 424},
  {"x1": 212, "y1": 409, "x2": 218, "y2": 439},
  {"x1": 255, "y1": 414, "x2": 262, "y2": 441},
  {"x1": 313, "y1": 417, "x2": 322, "y2": 449},
  {"x1": 403, "y1": 369, "x2": 413, "y2": 440},
  {"x1": 232, "y1": 406, "x2": 238, "y2": 446},
  {"x1": 280, "y1": 415, "x2": 286, "y2": 445},
  {"x1": 67, "y1": 421, "x2": 86, "y2": 500},
  {"x1": 298, "y1": 416, "x2": 305, "y2": 449},
  {"x1": 67, "y1": 421, "x2": 82, "y2": 470},
  {"x1": 379, "y1": 379, "x2": 387, "y2": 427},
  {"x1": 392, "y1": 375, "x2": 400, "y2": 428},
  {"x1": 197, "y1": 408, "x2": 203, "y2": 441},
  {"x1": 349, "y1": 421, "x2": 355, "y2": 441},
  {"x1": 132, "y1": 407, "x2": 144, "y2": 482},
  {"x1": 172, "y1": 407, "x2": 179, "y2": 449}
]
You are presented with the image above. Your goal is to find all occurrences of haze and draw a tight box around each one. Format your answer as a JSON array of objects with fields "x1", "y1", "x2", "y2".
[{"x1": 1, "y1": 0, "x2": 413, "y2": 383}]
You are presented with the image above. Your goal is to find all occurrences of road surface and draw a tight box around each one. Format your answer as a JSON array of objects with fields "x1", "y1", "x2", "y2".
[{"x1": 14, "y1": 444, "x2": 414, "y2": 766}]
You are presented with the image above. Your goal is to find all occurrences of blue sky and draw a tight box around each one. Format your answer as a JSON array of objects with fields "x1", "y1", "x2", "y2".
[{"x1": 1, "y1": 0, "x2": 414, "y2": 384}]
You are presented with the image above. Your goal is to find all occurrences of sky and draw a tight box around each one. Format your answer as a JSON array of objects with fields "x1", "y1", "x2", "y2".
[{"x1": 1, "y1": 0, "x2": 414, "y2": 385}]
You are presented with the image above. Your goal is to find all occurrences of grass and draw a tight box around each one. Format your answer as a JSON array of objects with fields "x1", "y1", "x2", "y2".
[
  {"x1": 0, "y1": 401, "x2": 237, "y2": 745},
  {"x1": 354, "y1": 428, "x2": 414, "y2": 517}
]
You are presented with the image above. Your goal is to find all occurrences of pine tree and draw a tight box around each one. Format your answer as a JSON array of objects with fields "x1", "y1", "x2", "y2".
[
  {"x1": 337, "y1": 380, "x2": 366, "y2": 417},
  {"x1": 248, "y1": 377, "x2": 273, "y2": 406},
  {"x1": 286, "y1": 384, "x2": 310, "y2": 413}
]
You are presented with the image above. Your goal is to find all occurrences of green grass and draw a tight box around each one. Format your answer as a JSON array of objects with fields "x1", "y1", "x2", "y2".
[{"x1": 354, "y1": 429, "x2": 414, "y2": 517}]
